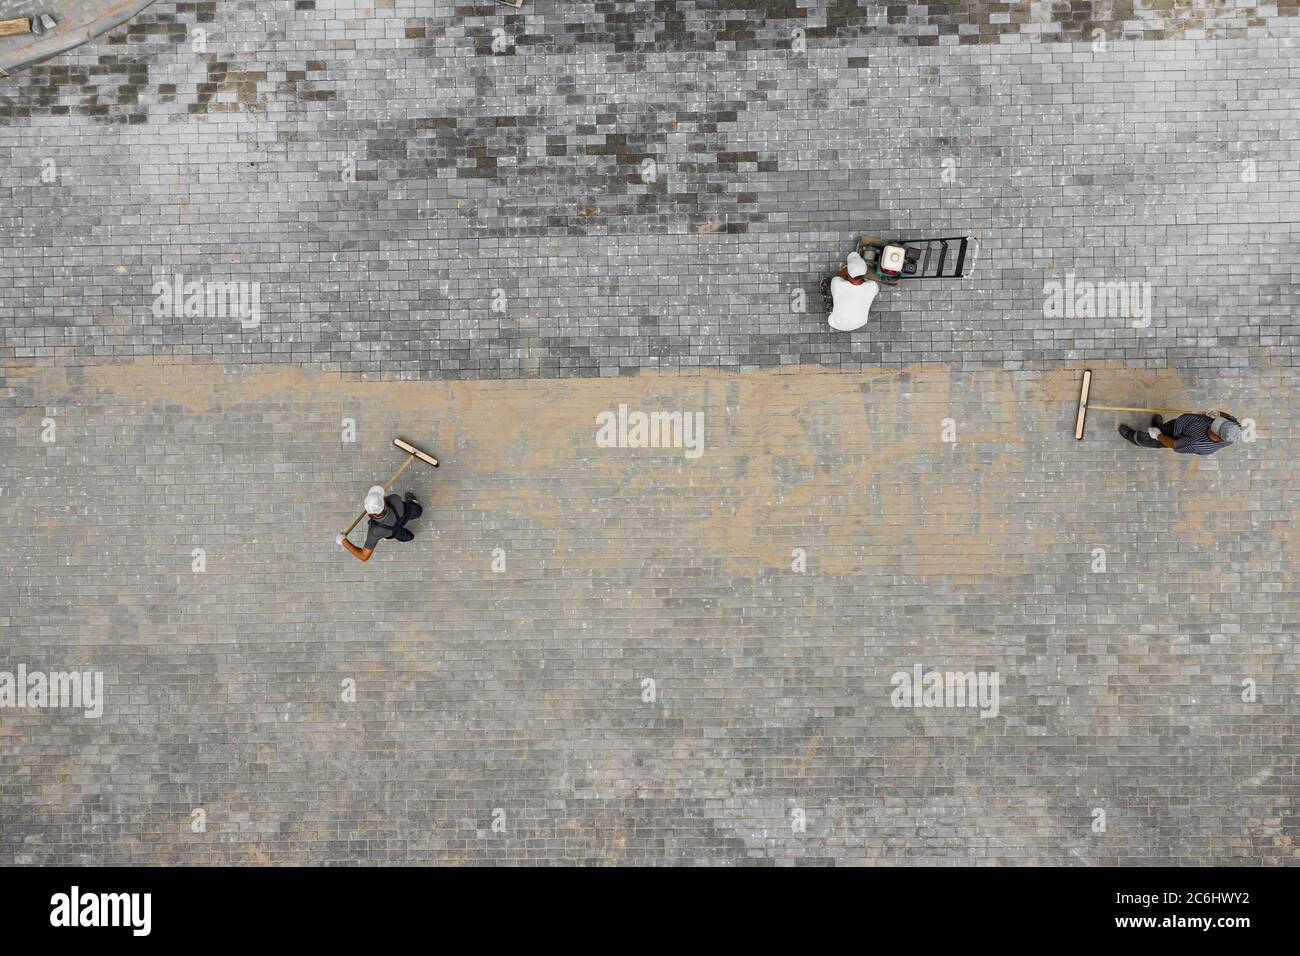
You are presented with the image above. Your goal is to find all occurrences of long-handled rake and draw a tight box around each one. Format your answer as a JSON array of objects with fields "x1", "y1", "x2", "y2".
[
  {"x1": 1073, "y1": 370, "x2": 1211, "y2": 440},
  {"x1": 340, "y1": 438, "x2": 439, "y2": 538}
]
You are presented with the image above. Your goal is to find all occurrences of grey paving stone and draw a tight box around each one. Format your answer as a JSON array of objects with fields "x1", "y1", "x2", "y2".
[{"x1": 0, "y1": 1, "x2": 1296, "y2": 865}]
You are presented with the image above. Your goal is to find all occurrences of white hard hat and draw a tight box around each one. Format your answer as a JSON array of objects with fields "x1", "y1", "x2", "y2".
[
  {"x1": 846, "y1": 251, "x2": 867, "y2": 278},
  {"x1": 364, "y1": 485, "x2": 386, "y2": 514},
  {"x1": 1212, "y1": 417, "x2": 1242, "y2": 443}
]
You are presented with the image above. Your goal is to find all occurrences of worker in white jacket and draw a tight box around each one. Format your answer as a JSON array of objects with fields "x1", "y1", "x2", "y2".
[{"x1": 827, "y1": 251, "x2": 879, "y2": 332}]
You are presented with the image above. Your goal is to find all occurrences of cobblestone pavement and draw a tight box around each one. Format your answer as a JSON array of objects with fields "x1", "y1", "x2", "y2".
[
  {"x1": 1, "y1": 2, "x2": 1297, "y2": 864},
  {"x1": 0, "y1": 1, "x2": 158, "y2": 76}
]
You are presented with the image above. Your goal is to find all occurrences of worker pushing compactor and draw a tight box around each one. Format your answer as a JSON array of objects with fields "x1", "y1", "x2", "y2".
[{"x1": 823, "y1": 234, "x2": 977, "y2": 332}]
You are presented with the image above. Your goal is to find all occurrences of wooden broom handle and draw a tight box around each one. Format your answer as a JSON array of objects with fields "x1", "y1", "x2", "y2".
[
  {"x1": 341, "y1": 453, "x2": 415, "y2": 537},
  {"x1": 1086, "y1": 404, "x2": 1210, "y2": 416}
]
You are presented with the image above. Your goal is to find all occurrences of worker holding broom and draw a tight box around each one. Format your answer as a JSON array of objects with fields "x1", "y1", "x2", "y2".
[
  {"x1": 335, "y1": 438, "x2": 438, "y2": 563},
  {"x1": 337, "y1": 486, "x2": 424, "y2": 562},
  {"x1": 1119, "y1": 411, "x2": 1243, "y2": 455}
]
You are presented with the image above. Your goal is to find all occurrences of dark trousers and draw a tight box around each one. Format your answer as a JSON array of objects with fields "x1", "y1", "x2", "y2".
[
  {"x1": 392, "y1": 494, "x2": 424, "y2": 541},
  {"x1": 1130, "y1": 418, "x2": 1177, "y2": 449}
]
